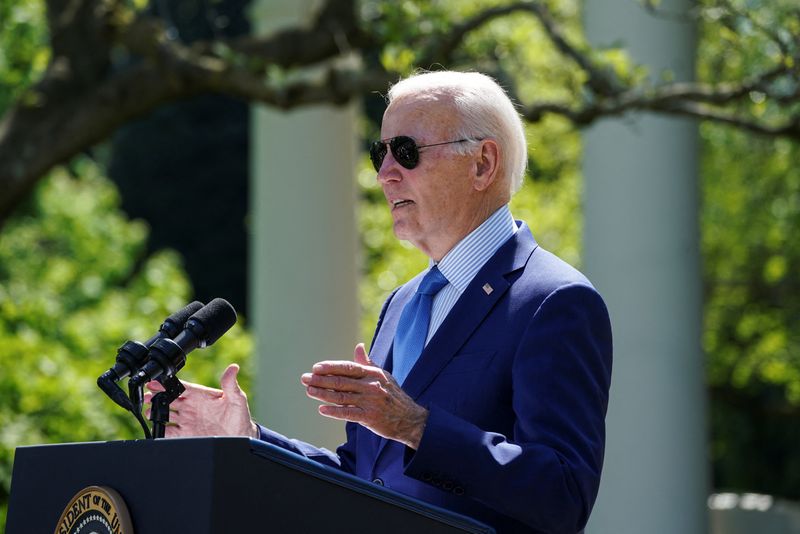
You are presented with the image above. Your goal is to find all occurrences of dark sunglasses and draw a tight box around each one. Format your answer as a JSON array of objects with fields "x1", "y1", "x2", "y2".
[{"x1": 369, "y1": 136, "x2": 476, "y2": 172}]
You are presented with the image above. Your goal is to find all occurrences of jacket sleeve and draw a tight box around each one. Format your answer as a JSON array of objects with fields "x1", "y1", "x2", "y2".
[
  {"x1": 252, "y1": 287, "x2": 401, "y2": 474},
  {"x1": 256, "y1": 421, "x2": 359, "y2": 474},
  {"x1": 404, "y1": 283, "x2": 613, "y2": 533}
]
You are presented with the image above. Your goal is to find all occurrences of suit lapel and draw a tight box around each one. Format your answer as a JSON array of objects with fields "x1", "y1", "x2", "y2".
[
  {"x1": 367, "y1": 273, "x2": 423, "y2": 371},
  {"x1": 366, "y1": 277, "x2": 420, "y2": 466},
  {"x1": 402, "y1": 225, "x2": 537, "y2": 400},
  {"x1": 370, "y1": 224, "x2": 537, "y2": 469}
]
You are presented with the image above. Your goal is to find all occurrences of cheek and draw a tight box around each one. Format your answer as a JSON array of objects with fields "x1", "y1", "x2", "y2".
[
  {"x1": 413, "y1": 157, "x2": 472, "y2": 213},
  {"x1": 431, "y1": 191, "x2": 457, "y2": 214},
  {"x1": 417, "y1": 183, "x2": 450, "y2": 216},
  {"x1": 431, "y1": 177, "x2": 469, "y2": 212}
]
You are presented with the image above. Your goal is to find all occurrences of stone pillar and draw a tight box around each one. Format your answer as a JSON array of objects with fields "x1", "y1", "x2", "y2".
[
  {"x1": 582, "y1": 1, "x2": 708, "y2": 532},
  {"x1": 249, "y1": 0, "x2": 359, "y2": 449}
]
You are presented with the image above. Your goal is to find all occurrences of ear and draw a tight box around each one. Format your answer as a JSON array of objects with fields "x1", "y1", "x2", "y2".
[{"x1": 472, "y1": 139, "x2": 500, "y2": 192}]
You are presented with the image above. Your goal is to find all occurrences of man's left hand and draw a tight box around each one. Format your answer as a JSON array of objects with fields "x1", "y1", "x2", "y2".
[{"x1": 302, "y1": 343, "x2": 428, "y2": 449}]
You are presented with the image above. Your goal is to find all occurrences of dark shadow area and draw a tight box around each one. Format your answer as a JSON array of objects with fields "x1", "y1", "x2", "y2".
[{"x1": 109, "y1": 0, "x2": 251, "y2": 313}]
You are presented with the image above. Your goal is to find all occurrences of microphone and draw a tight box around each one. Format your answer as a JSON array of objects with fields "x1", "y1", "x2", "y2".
[
  {"x1": 97, "y1": 301, "x2": 204, "y2": 410},
  {"x1": 128, "y1": 298, "x2": 237, "y2": 390}
]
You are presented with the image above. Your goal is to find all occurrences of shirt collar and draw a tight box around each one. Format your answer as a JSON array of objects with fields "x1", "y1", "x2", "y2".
[{"x1": 432, "y1": 205, "x2": 517, "y2": 293}]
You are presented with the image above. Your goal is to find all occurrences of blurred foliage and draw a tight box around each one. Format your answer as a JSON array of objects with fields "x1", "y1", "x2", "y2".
[
  {"x1": 1, "y1": 0, "x2": 800, "y2": 527},
  {"x1": 358, "y1": 0, "x2": 584, "y2": 339},
  {"x1": 698, "y1": 0, "x2": 800, "y2": 497},
  {"x1": 0, "y1": 0, "x2": 48, "y2": 113},
  {"x1": 357, "y1": 0, "x2": 800, "y2": 501},
  {"x1": 702, "y1": 129, "x2": 800, "y2": 402},
  {"x1": 0, "y1": 3, "x2": 253, "y2": 527},
  {"x1": 358, "y1": 112, "x2": 583, "y2": 341},
  {"x1": 702, "y1": 123, "x2": 800, "y2": 497},
  {"x1": 0, "y1": 159, "x2": 254, "y2": 527},
  {"x1": 355, "y1": 0, "x2": 604, "y2": 348}
]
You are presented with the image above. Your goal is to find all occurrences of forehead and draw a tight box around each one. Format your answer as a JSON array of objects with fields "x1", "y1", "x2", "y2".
[{"x1": 381, "y1": 95, "x2": 459, "y2": 141}]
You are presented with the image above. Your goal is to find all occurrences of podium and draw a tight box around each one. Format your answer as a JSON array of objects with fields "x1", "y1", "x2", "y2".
[{"x1": 5, "y1": 437, "x2": 494, "y2": 533}]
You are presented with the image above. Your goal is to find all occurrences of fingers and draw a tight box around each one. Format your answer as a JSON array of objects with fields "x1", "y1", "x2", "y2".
[
  {"x1": 143, "y1": 378, "x2": 224, "y2": 404},
  {"x1": 353, "y1": 343, "x2": 373, "y2": 366},
  {"x1": 306, "y1": 385, "x2": 362, "y2": 406},
  {"x1": 144, "y1": 401, "x2": 182, "y2": 420},
  {"x1": 219, "y1": 363, "x2": 244, "y2": 399},
  {"x1": 299, "y1": 344, "x2": 427, "y2": 447},
  {"x1": 145, "y1": 380, "x2": 165, "y2": 393},
  {"x1": 137, "y1": 361, "x2": 254, "y2": 439},
  {"x1": 178, "y1": 381, "x2": 225, "y2": 399},
  {"x1": 318, "y1": 404, "x2": 365, "y2": 421},
  {"x1": 307, "y1": 343, "x2": 376, "y2": 377},
  {"x1": 311, "y1": 360, "x2": 373, "y2": 378},
  {"x1": 301, "y1": 372, "x2": 381, "y2": 393},
  {"x1": 143, "y1": 363, "x2": 241, "y2": 414},
  {"x1": 163, "y1": 423, "x2": 193, "y2": 439},
  {"x1": 302, "y1": 342, "x2": 388, "y2": 403}
]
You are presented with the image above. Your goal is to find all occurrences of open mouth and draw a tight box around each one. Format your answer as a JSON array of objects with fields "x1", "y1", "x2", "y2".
[{"x1": 392, "y1": 199, "x2": 414, "y2": 209}]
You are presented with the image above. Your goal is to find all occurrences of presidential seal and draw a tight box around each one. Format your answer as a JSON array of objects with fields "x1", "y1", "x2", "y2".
[{"x1": 54, "y1": 486, "x2": 133, "y2": 534}]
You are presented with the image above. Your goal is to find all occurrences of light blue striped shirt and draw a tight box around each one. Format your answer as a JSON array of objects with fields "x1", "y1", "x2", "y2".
[{"x1": 424, "y1": 205, "x2": 518, "y2": 344}]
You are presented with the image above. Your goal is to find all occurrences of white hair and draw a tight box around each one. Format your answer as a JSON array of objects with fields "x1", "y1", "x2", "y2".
[{"x1": 387, "y1": 70, "x2": 528, "y2": 194}]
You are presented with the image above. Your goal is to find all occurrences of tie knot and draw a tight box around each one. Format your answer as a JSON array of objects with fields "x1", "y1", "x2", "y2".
[{"x1": 417, "y1": 266, "x2": 448, "y2": 296}]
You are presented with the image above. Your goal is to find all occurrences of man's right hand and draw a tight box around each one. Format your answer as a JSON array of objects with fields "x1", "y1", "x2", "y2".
[{"x1": 144, "y1": 363, "x2": 258, "y2": 439}]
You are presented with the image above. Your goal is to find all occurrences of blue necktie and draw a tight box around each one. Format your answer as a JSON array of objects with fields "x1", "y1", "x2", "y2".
[{"x1": 392, "y1": 266, "x2": 449, "y2": 385}]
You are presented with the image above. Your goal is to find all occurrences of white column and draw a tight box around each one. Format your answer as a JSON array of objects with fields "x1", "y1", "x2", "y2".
[
  {"x1": 582, "y1": 1, "x2": 708, "y2": 532},
  {"x1": 249, "y1": 0, "x2": 359, "y2": 449}
]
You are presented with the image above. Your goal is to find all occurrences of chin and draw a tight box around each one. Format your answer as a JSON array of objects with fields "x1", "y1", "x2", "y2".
[
  {"x1": 392, "y1": 225, "x2": 409, "y2": 240},
  {"x1": 392, "y1": 221, "x2": 417, "y2": 242}
]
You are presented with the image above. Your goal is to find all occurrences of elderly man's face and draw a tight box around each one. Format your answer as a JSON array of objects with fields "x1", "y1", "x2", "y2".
[{"x1": 377, "y1": 96, "x2": 482, "y2": 260}]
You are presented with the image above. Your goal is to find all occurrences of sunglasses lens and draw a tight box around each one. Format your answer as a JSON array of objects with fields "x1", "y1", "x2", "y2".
[
  {"x1": 391, "y1": 137, "x2": 419, "y2": 169},
  {"x1": 370, "y1": 136, "x2": 421, "y2": 172},
  {"x1": 369, "y1": 141, "x2": 387, "y2": 171}
]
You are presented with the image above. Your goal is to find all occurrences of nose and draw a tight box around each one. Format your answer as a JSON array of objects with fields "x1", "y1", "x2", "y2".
[{"x1": 376, "y1": 151, "x2": 402, "y2": 184}]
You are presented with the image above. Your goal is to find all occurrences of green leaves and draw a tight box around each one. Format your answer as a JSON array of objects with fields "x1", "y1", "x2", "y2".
[
  {"x1": 0, "y1": 0, "x2": 797, "y2": 514},
  {"x1": 0, "y1": 0, "x2": 48, "y2": 113},
  {"x1": 0, "y1": 158, "x2": 253, "y2": 523},
  {"x1": 701, "y1": 120, "x2": 800, "y2": 494}
]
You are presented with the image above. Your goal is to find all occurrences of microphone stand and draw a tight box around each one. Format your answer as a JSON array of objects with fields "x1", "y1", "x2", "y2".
[
  {"x1": 150, "y1": 375, "x2": 185, "y2": 439},
  {"x1": 127, "y1": 379, "x2": 153, "y2": 440}
]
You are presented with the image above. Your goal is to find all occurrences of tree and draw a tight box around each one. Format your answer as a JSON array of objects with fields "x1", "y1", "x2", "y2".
[
  {"x1": 1, "y1": 3, "x2": 254, "y2": 526},
  {"x1": 0, "y1": 157, "x2": 254, "y2": 526},
  {"x1": 1, "y1": 0, "x2": 799, "y2": 226},
  {"x1": 2, "y1": 0, "x2": 800, "y2": 505},
  {"x1": 697, "y1": 4, "x2": 800, "y2": 495}
]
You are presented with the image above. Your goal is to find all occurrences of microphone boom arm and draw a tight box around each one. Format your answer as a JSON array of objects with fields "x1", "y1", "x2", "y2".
[{"x1": 150, "y1": 375, "x2": 185, "y2": 439}]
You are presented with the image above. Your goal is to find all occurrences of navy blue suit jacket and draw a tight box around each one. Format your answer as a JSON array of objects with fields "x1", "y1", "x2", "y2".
[{"x1": 259, "y1": 223, "x2": 612, "y2": 533}]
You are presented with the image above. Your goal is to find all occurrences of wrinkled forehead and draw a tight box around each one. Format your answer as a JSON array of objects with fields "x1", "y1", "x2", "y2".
[{"x1": 381, "y1": 94, "x2": 461, "y2": 141}]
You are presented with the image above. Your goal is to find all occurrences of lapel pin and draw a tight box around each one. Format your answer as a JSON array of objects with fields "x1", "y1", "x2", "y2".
[{"x1": 482, "y1": 283, "x2": 493, "y2": 295}]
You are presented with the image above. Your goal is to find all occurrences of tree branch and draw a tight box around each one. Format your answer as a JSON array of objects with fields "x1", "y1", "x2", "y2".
[
  {"x1": 521, "y1": 87, "x2": 800, "y2": 139},
  {"x1": 523, "y1": 2, "x2": 624, "y2": 96},
  {"x1": 711, "y1": 383, "x2": 800, "y2": 419},
  {"x1": 648, "y1": 63, "x2": 796, "y2": 105},
  {"x1": 0, "y1": 61, "x2": 178, "y2": 223},
  {"x1": 417, "y1": 2, "x2": 537, "y2": 67},
  {"x1": 202, "y1": 0, "x2": 369, "y2": 69},
  {"x1": 1, "y1": 0, "x2": 799, "y2": 228},
  {"x1": 118, "y1": 14, "x2": 393, "y2": 108},
  {"x1": 45, "y1": 0, "x2": 116, "y2": 88},
  {"x1": 416, "y1": 1, "x2": 623, "y2": 96}
]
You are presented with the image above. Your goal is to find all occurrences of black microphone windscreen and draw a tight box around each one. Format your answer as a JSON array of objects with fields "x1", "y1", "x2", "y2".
[
  {"x1": 192, "y1": 298, "x2": 237, "y2": 346},
  {"x1": 162, "y1": 301, "x2": 204, "y2": 337}
]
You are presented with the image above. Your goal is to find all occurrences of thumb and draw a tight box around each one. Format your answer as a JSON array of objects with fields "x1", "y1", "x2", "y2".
[
  {"x1": 220, "y1": 363, "x2": 244, "y2": 397},
  {"x1": 145, "y1": 380, "x2": 165, "y2": 393},
  {"x1": 353, "y1": 343, "x2": 373, "y2": 366}
]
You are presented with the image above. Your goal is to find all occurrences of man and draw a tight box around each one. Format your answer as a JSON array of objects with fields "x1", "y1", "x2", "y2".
[{"x1": 150, "y1": 71, "x2": 612, "y2": 533}]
